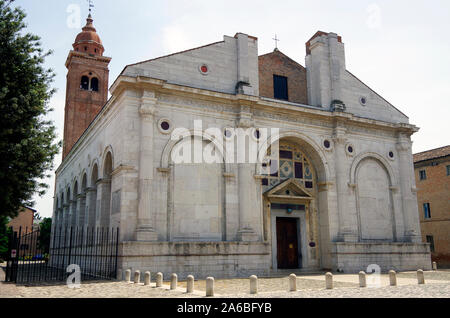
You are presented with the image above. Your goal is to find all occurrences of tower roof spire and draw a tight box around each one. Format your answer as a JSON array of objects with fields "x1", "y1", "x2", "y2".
[{"x1": 73, "y1": 10, "x2": 104, "y2": 56}]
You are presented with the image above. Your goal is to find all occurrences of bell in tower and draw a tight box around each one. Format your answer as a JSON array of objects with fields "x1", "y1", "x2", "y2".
[{"x1": 62, "y1": 13, "x2": 111, "y2": 159}]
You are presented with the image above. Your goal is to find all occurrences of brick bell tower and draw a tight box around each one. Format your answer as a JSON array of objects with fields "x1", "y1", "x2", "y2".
[{"x1": 62, "y1": 14, "x2": 111, "y2": 159}]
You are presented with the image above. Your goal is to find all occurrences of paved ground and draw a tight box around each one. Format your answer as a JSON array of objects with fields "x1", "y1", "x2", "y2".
[{"x1": 1, "y1": 267, "x2": 449, "y2": 298}]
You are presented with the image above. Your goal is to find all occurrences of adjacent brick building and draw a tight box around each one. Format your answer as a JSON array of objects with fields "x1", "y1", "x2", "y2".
[
  {"x1": 7, "y1": 206, "x2": 35, "y2": 234},
  {"x1": 414, "y1": 145, "x2": 450, "y2": 267}
]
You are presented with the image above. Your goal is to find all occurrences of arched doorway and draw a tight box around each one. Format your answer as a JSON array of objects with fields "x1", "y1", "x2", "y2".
[{"x1": 261, "y1": 139, "x2": 323, "y2": 270}]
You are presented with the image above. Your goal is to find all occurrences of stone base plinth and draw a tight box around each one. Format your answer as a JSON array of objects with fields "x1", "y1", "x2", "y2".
[
  {"x1": 135, "y1": 228, "x2": 158, "y2": 241},
  {"x1": 237, "y1": 229, "x2": 259, "y2": 242},
  {"x1": 117, "y1": 241, "x2": 271, "y2": 280},
  {"x1": 331, "y1": 242, "x2": 432, "y2": 273}
]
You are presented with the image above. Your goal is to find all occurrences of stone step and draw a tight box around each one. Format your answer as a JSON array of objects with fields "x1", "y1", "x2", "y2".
[{"x1": 263, "y1": 268, "x2": 326, "y2": 278}]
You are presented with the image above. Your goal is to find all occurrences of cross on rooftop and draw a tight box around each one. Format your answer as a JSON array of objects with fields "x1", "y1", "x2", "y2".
[{"x1": 272, "y1": 34, "x2": 280, "y2": 49}]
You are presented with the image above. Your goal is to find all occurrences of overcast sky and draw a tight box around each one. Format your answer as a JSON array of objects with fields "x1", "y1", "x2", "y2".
[{"x1": 12, "y1": 0, "x2": 450, "y2": 218}]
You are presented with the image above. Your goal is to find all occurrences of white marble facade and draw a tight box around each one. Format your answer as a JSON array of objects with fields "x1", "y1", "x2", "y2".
[{"x1": 51, "y1": 32, "x2": 431, "y2": 279}]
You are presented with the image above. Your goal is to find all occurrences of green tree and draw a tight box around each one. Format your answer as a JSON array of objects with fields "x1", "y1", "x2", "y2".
[
  {"x1": 38, "y1": 217, "x2": 51, "y2": 254},
  {"x1": 0, "y1": 0, "x2": 60, "y2": 219},
  {"x1": 0, "y1": 216, "x2": 12, "y2": 261}
]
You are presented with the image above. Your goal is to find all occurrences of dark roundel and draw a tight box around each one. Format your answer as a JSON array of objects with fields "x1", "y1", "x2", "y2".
[
  {"x1": 347, "y1": 145, "x2": 354, "y2": 153},
  {"x1": 224, "y1": 129, "x2": 232, "y2": 138},
  {"x1": 160, "y1": 121, "x2": 170, "y2": 131},
  {"x1": 360, "y1": 96, "x2": 367, "y2": 106},
  {"x1": 254, "y1": 129, "x2": 261, "y2": 140},
  {"x1": 389, "y1": 151, "x2": 394, "y2": 158},
  {"x1": 324, "y1": 140, "x2": 331, "y2": 149}
]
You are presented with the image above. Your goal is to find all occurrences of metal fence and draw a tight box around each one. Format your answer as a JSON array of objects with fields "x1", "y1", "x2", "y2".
[{"x1": 4, "y1": 226, "x2": 119, "y2": 284}]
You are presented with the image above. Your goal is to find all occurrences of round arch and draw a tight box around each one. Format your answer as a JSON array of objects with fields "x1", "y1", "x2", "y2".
[
  {"x1": 101, "y1": 145, "x2": 114, "y2": 178},
  {"x1": 257, "y1": 130, "x2": 331, "y2": 182},
  {"x1": 349, "y1": 152, "x2": 397, "y2": 186},
  {"x1": 160, "y1": 128, "x2": 229, "y2": 172},
  {"x1": 90, "y1": 158, "x2": 100, "y2": 187}
]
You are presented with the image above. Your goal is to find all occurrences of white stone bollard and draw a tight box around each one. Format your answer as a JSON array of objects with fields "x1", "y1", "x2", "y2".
[
  {"x1": 359, "y1": 271, "x2": 366, "y2": 288},
  {"x1": 170, "y1": 273, "x2": 178, "y2": 290},
  {"x1": 432, "y1": 261, "x2": 437, "y2": 271},
  {"x1": 144, "y1": 271, "x2": 151, "y2": 286},
  {"x1": 250, "y1": 275, "x2": 258, "y2": 294},
  {"x1": 134, "y1": 270, "x2": 140, "y2": 284},
  {"x1": 417, "y1": 269, "x2": 425, "y2": 284},
  {"x1": 156, "y1": 272, "x2": 163, "y2": 287},
  {"x1": 125, "y1": 269, "x2": 131, "y2": 283},
  {"x1": 289, "y1": 274, "x2": 297, "y2": 291},
  {"x1": 206, "y1": 277, "x2": 214, "y2": 297},
  {"x1": 186, "y1": 275, "x2": 194, "y2": 294},
  {"x1": 389, "y1": 270, "x2": 397, "y2": 286},
  {"x1": 325, "y1": 272, "x2": 333, "y2": 289}
]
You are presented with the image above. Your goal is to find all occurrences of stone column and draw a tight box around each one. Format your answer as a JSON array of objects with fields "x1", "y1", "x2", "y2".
[
  {"x1": 136, "y1": 91, "x2": 158, "y2": 241},
  {"x1": 237, "y1": 163, "x2": 258, "y2": 241},
  {"x1": 96, "y1": 178, "x2": 111, "y2": 228},
  {"x1": 85, "y1": 187, "x2": 97, "y2": 228},
  {"x1": 62, "y1": 203, "x2": 69, "y2": 227},
  {"x1": 76, "y1": 194, "x2": 86, "y2": 228},
  {"x1": 55, "y1": 208, "x2": 62, "y2": 229},
  {"x1": 70, "y1": 199, "x2": 77, "y2": 228},
  {"x1": 332, "y1": 123, "x2": 357, "y2": 242},
  {"x1": 396, "y1": 133, "x2": 421, "y2": 242},
  {"x1": 62, "y1": 203, "x2": 70, "y2": 245}
]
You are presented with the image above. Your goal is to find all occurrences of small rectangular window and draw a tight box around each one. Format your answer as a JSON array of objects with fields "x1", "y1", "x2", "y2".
[
  {"x1": 419, "y1": 169, "x2": 427, "y2": 180},
  {"x1": 426, "y1": 235, "x2": 435, "y2": 252},
  {"x1": 273, "y1": 75, "x2": 288, "y2": 100},
  {"x1": 294, "y1": 162, "x2": 303, "y2": 179},
  {"x1": 423, "y1": 203, "x2": 431, "y2": 219},
  {"x1": 447, "y1": 165, "x2": 450, "y2": 176},
  {"x1": 279, "y1": 150, "x2": 293, "y2": 159}
]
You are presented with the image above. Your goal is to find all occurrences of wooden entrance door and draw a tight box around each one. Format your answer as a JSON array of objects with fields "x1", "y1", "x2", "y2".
[{"x1": 276, "y1": 217, "x2": 299, "y2": 269}]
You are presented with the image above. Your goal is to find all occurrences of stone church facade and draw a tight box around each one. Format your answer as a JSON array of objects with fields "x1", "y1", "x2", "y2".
[{"x1": 51, "y1": 16, "x2": 431, "y2": 279}]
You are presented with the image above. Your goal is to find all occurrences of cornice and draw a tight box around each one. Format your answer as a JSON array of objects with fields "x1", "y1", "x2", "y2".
[
  {"x1": 57, "y1": 74, "x2": 419, "y2": 177},
  {"x1": 65, "y1": 50, "x2": 112, "y2": 68}
]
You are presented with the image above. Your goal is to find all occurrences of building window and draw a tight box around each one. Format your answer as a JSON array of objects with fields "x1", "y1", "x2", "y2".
[
  {"x1": 263, "y1": 142, "x2": 314, "y2": 190},
  {"x1": 447, "y1": 165, "x2": 450, "y2": 176},
  {"x1": 419, "y1": 169, "x2": 427, "y2": 180},
  {"x1": 80, "y1": 76, "x2": 89, "y2": 90},
  {"x1": 80, "y1": 76, "x2": 99, "y2": 92},
  {"x1": 91, "y1": 77, "x2": 99, "y2": 92},
  {"x1": 426, "y1": 235, "x2": 435, "y2": 252},
  {"x1": 273, "y1": 75, "x2": 288, "y2": 100},
  {"x1": 423, "y1": 203, "x2": 431, "y2": 219}
]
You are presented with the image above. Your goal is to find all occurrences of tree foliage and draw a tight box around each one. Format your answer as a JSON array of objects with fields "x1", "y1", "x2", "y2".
[
  {"x1": 38, "y1": 217, "x2": 51, "y2": 254},
  {"x1": 0, "y1": 0, "x2": 60, "y2": 219},
  {"x1": 0, "y1": 216, "x2": 12, "y2": 261}
]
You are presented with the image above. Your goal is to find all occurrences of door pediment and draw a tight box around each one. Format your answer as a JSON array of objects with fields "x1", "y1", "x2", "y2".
[{"x1": 264, "y1": 178, "x2": 313, "y2": 203}]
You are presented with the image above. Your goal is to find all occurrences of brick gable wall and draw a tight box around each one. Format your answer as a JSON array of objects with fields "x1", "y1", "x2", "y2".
[{"x1": 258, "y1": 50, "x2": 308, "y2": 105}]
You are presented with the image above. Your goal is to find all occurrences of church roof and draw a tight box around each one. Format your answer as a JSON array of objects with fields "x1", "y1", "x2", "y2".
[{"x1": 413, "y1": 145, "x2": 450, "y2": 163}]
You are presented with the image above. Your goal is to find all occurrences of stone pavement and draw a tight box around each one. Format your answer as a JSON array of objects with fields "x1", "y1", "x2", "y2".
[{"x1": 1, "y1": 267, "x2": 449, "y2": 298}]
